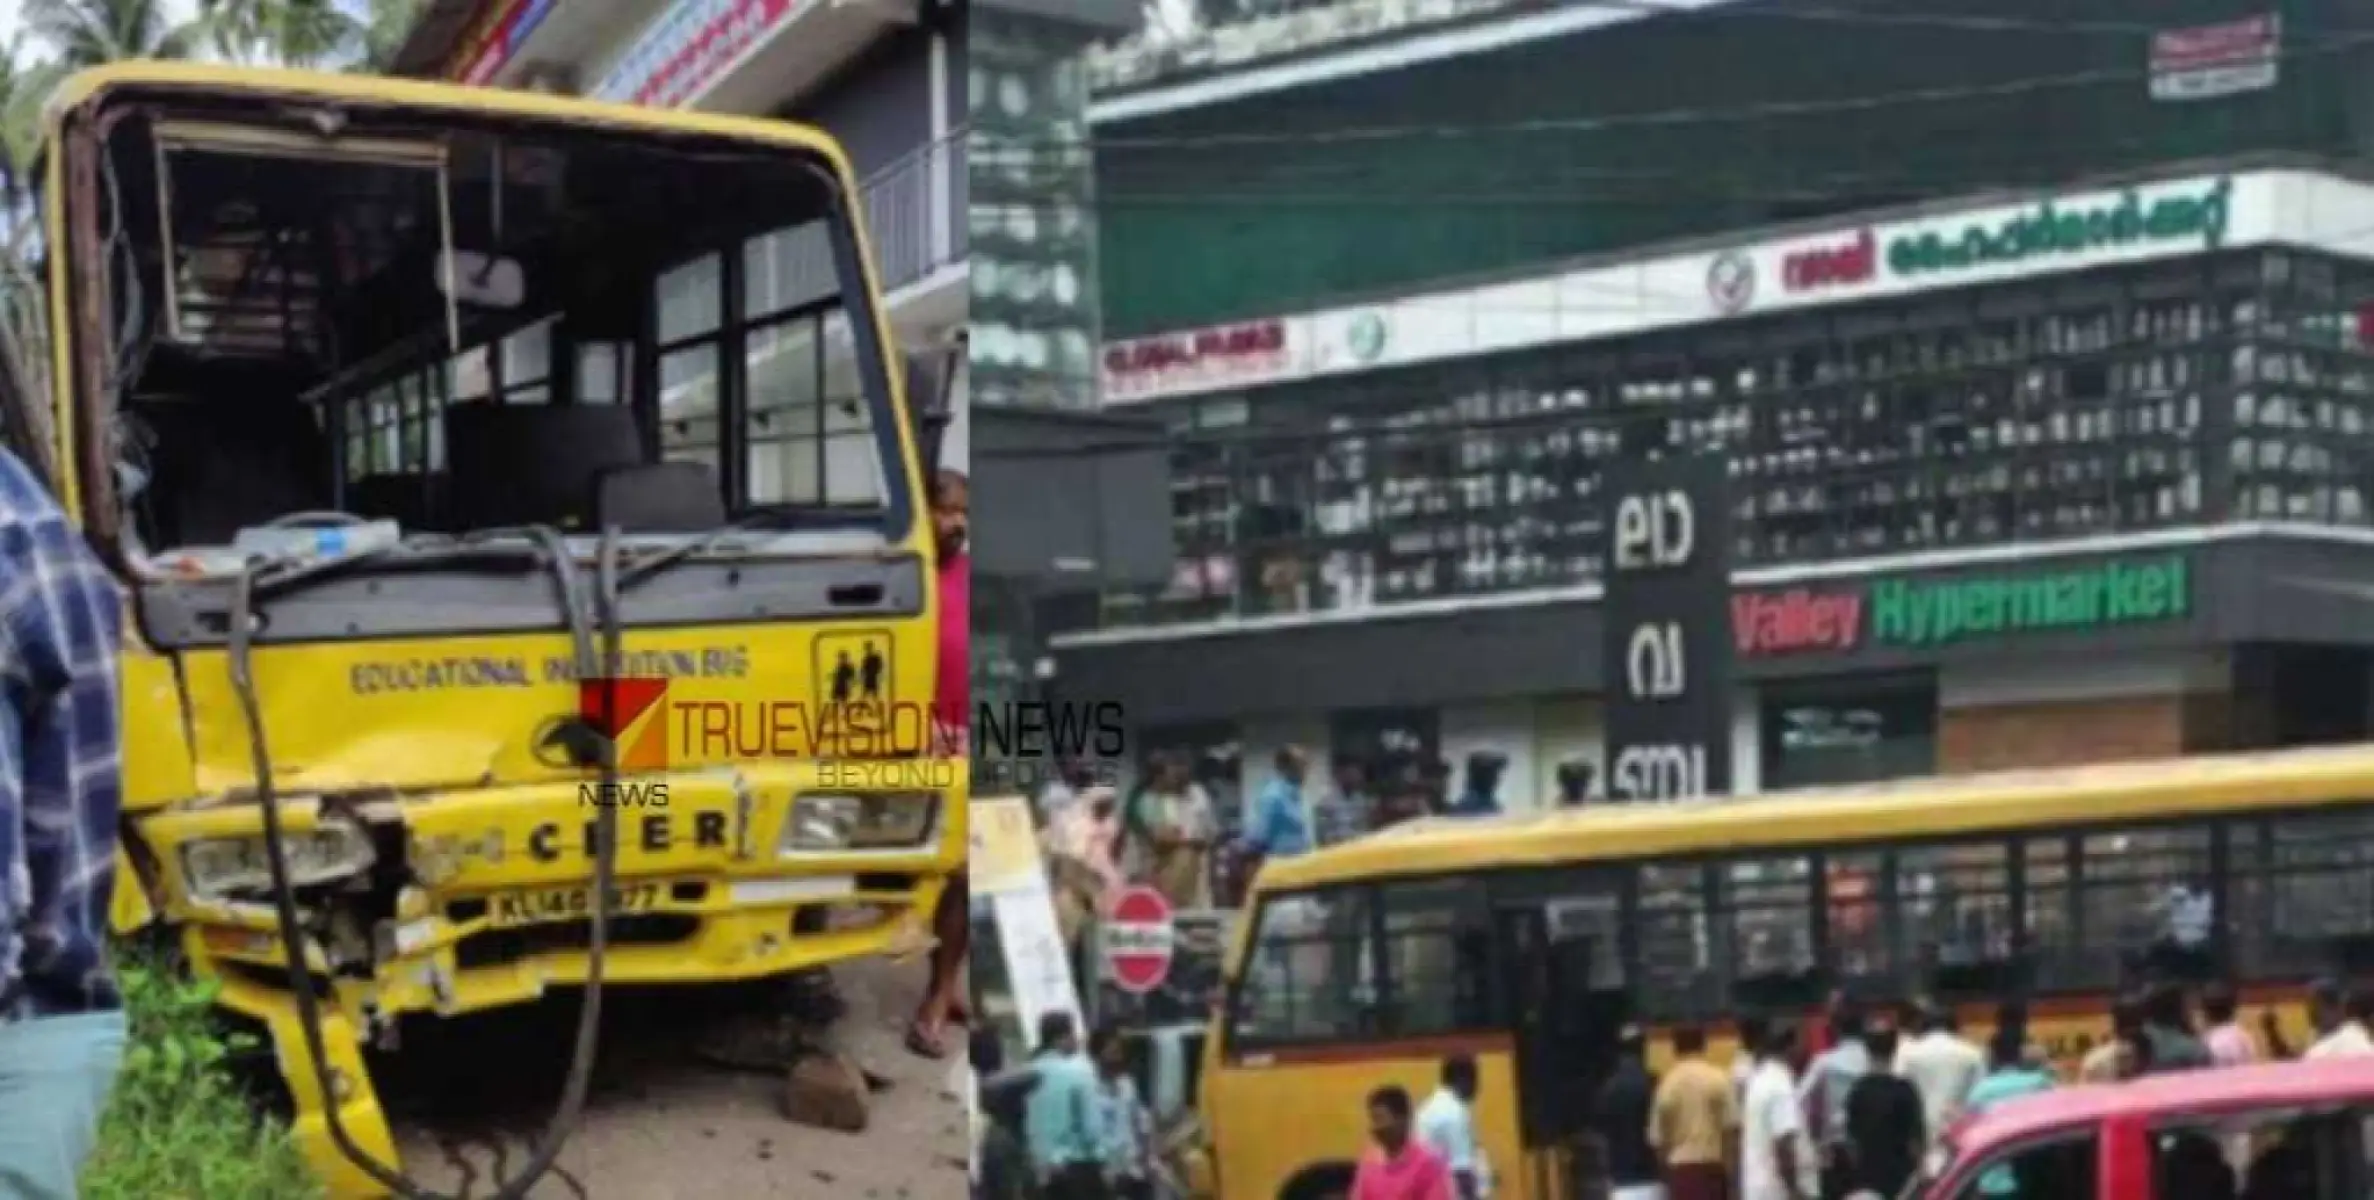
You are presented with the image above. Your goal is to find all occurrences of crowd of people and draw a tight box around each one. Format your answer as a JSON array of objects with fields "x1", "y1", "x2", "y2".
[
  {"x1": 1035, "y1": 742, "x2": 1578, "y2": 914},
  {"x1": 973, "y1": 1013, "x2": 1175, "y2": 1200},
  {"x1": 1332, "y1": 977, "x2": 2374, "y2": 1200}
]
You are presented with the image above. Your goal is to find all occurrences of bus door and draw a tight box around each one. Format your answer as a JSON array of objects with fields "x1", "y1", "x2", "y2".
[{"x1": 1496, "y1": 888, "x2": 1631, "y2": 1200}]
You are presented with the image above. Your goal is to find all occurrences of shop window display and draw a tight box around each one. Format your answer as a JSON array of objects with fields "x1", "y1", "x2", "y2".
[
  {"x1": 1104, "y1": 250, "x2": 2374, "y2": 629},
  {"x1": 1760, "y1": 676, "x2": 1938, "y2": 792}
]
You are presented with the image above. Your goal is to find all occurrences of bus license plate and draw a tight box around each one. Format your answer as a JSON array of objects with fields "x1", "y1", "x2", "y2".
[{"x1": 489, "y1": 884, "x2": 661, "y2": 928}]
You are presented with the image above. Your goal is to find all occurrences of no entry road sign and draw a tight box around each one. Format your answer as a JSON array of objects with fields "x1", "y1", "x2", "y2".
[{"x1": 1103, "y1": 885, "x2": 1176, "y2": 995}]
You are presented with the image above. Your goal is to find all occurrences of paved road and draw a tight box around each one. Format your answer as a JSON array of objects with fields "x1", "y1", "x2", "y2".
[{"x1": 371, "y1": 959, "x2": 967, "y2": 1199}]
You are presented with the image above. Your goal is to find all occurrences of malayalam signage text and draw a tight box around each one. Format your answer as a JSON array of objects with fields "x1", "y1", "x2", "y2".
[
  {"x1": 1601, "y1": 455, "x2": 1735, "y2": 802},
  {"x1": 1887, "y1": 178, "x2": 2232, "y2": 280}
]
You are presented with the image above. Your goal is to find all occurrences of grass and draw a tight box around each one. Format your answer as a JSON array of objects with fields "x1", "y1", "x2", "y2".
[{"x1": 80, "y1": 942, "x2": 324, "y2": 1200}]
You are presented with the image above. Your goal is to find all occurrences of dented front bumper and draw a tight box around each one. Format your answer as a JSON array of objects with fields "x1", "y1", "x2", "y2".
[
  {"x1": 122, "y1": 759, "x2": 966, "y2": 1196},
  {"x1": 136, "y1": 759, "x2": 966, "y2": 1017}
]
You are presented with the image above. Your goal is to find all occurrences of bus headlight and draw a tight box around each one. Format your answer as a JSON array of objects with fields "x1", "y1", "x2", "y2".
[
  {"x1": 180, "y1": 814, "x2": 376, "y2": 900},
  {"x1": 781, "y1": 792, "x2": 937, "y2": 853}
]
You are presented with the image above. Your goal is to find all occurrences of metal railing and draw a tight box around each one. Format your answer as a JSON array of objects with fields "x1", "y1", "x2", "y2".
[{"x1": 860, "y1": 129, "x2": 969, "y2": 296}]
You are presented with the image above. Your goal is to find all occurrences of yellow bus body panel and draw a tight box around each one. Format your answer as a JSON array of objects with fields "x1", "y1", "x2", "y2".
[
  {"x1": 1208, "y1": 743, "x2": 2374, "y2": 1200},
  {"x1": 40, "y1": 64, "x2": 949, "y2": 1198}
]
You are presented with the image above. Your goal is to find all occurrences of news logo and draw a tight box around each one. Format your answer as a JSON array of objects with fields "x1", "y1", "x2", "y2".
[{"x1": 582, "y1": 676, "x2": 670, "y2": 771}]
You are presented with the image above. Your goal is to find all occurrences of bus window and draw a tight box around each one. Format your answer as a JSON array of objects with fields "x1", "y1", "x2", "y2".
[
  {"x1": 1898, "y1": 841, "x2": 2018, "y2": 996},
  {"x1": 1639, "y1": 864, "x2": 1719, "y2": 1018},
  {"x1": 744, "y1": 318, "x2": 822, "y2": 504},
  {"x1": 744, "y1": 219, "x2": 882, "y2": 510},
  {"x1": 660, "y1": 251, "x2": 725, "y2": 341},
  {"x1": 2026, "y1": 835, "x2": 2079, "y2": 983},
  {"x1": 2073, "y1": 826, "x2": 2217, "y2": 988},
  {"x1": 369, "y1": 392, "x2": 400, "y2": 474},
  {"x1": 418, "y1": 373, "x2": 448, "y2": 472},
  {"x1": 395, "y1": 375, "x2": 425, "y2": 470},
  {"x1": 580, "y1": 343, "x2": 625, "y2": 404},
  {"x1": 2232, "y1": 809, "x2": 2374, "y2": 980},
  {"x1": 1826, "y1": 849, "x2": 1887, "y2": 984},
  {"x1": 498, "y1": 317, "x2": 554, "y2": 404},
  {"x1": 1543, "y1": 892, "x2": 1626, "y2": 993},
  {"x1": 1229, "y1": 890, "x2": 1375, "y2": 1046},
  {"x1": 657, "y1": 252, "x2": 724, "y2": 471},
  {"x1": 1721, "y1": 856, "x2": 1818, "y2": 1008},
  {"x1": 1376, "y1": 878, "x2": 1493, "y2": 1036},
  {"x1": 660, "y1": 347, "x2": 722, "y2": 472}
]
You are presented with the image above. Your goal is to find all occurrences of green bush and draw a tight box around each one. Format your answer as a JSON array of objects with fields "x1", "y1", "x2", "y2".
[{"x1": 80, "y1": 947, "x2": 322, "y2": 1200}]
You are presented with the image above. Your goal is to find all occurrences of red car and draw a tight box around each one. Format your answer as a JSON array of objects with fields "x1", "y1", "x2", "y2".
[{"x1": 1921, "y1": 1056, "x2": 2374, "y2": 1199}]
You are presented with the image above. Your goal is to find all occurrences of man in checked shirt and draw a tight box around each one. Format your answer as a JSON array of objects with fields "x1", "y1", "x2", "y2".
[{"x1": 0, "y1": 448, "x2": 127, "y2": 1199}]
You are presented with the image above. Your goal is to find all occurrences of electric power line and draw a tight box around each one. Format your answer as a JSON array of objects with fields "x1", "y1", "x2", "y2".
[
  {"x1": 1084, "y1": 0, "x2": 2312, "y2": 99},
  {"x1": 1107, "y1": 0, "x2": 2292, "y2": 59},
  {"x1": 972, "y1": 135, "x2": 2347, "y2": 202},
  {"x1": 970, "y1": 32, "x2": 2373, "y2": 155}
]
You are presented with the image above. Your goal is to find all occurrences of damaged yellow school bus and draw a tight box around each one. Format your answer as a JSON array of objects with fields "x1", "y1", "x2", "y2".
[{"x1": 17, "y1": 64, "x2": 964, "y2": 1197}]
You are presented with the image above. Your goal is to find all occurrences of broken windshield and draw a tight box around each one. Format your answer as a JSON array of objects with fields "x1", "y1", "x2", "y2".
[{"x1": 65, "y1": 88, "x2": 914, "y2": 585}]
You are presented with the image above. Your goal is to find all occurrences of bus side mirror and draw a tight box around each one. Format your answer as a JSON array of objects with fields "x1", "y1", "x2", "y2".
[{"x1": 906, "y1": 350, "x2": 952, "y2": 475}]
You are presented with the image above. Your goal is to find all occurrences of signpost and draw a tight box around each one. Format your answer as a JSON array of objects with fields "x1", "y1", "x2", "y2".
[
  {"x1": 1601, "y1": 455, "x2": 1734, "y2": 802},
  {"x1": 970, "y1": 796, "x2": 1082, "y2": 1061},
  {"x1": 1103, "y1": 885, "x2": 1177, "y2": 996}
]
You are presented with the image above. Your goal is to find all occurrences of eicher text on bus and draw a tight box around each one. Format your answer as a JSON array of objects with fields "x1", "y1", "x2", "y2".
[{"x1": 1601, "y1": 455, "x2": 1736, "y2": 802}]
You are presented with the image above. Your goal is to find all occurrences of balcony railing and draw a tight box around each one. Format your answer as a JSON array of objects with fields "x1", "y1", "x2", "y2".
[{"x1": 861, "y1": 129, "x2": 969, "y2": 296}]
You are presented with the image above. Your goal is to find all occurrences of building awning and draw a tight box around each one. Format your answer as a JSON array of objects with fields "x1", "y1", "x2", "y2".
[{"x1": 387, "y1": 0, "x2": 493, "y2": 79}]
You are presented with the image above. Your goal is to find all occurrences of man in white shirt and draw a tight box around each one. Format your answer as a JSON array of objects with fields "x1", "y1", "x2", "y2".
[
  {"x1": 1036, "y1": 762, "x2": 1086, "y2": 828},
  {"x1": 1742, "y1": 1022, "x2": 1815, "y2": 1200},
  {"x1": 1416, "y1": 1054, "x2": 1490, "y2": 1199},
  {"x1": 2304, "y1": 979, "x2": 2374, "y2": 1059},
  {"x1": 1894, "y1": 998, "x2": 1985, "y2": 1150},
  {"x1": 1797, "y1": 1000, "x2": 1870, "y2": 1197},
  {"x1": 1732, "y1": 1013, "x2": 1769, "y2": 1103}
]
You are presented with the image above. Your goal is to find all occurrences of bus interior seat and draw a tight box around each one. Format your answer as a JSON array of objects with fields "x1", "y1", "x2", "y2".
[
  {"x1": 127, "y1": 394, "x2": 331, "y2": 548},
  {"x1": 591, "y1": 462, "x2": 723, "y2": 533},
  {"x1": 345, "y1": 472, "x2": 446, "y2": 531},
  {"x1": 444, "y1": 402, "x2": 644, "y2": 531}
]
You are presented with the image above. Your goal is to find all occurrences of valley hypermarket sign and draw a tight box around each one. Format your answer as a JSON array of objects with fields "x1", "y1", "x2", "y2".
[
  {"x1": 1099, "y1": 168, "x2": 2374, "y2": 405},
  {"x1": 1731, "y1": 553, "x2": 2192, "y2": 659}
]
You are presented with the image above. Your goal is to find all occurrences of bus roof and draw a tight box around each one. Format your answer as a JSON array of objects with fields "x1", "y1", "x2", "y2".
[
  {"x1": 43, "y1": 62, "x2": 851, "y2": 172},
  {"x1": 1257, "y1": 742, "x2": 2374, "y2": 892},
  {"x1": 1948, "y1": 1056, "x2": 2374, "y2": 1153}
]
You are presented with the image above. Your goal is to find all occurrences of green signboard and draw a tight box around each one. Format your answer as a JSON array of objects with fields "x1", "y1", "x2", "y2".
[
  {"x1": 1868, "y1": 554, "x2": 2191, "y2": 648},
  {"x1": 1887, "y1": 177, "x2": 2232, "y2": 279}
]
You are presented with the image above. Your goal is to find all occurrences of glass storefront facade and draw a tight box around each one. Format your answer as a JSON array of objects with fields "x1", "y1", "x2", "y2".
[
  {"x1": 973, "y1": 11, "x2": 1104, "y2": 410},
  {"x1": 1093, "y1": 0, "x2": 2374, "y2": 336},
  {"x1": 1760, "y1": 674, "x2": 1941, "y2": 791},
  {"x1": 1100, "y1": 248, "x2": 2374, "y2": 628}
]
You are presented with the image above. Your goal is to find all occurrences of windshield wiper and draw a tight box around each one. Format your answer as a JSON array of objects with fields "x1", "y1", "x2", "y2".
[{"x1": 613, "y1": 508, "x2": 850, "y2": 593}]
